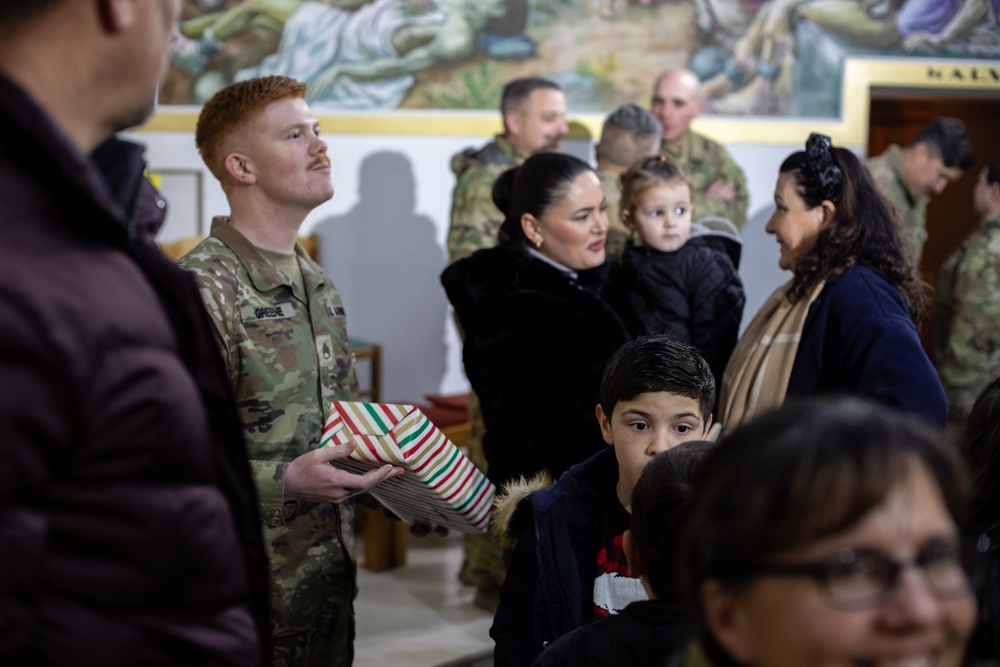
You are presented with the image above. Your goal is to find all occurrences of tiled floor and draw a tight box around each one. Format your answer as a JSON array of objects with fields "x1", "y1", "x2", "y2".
[{"x1": 354, "y1": 534, "x2": 494, "y2": 667}]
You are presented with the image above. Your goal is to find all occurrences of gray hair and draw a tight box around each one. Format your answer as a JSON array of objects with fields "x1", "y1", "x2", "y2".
[{"x1": 598, "y1": 103, "x2": 662, "y2": 169}]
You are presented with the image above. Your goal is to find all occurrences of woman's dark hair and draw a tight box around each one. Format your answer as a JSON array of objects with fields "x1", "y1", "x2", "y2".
[
  {"x1": 961, "y1": 376, "x2": 1000, "y2": 540},
  {"x1": 494, "y1": 152, "x2": 594, "y2": 247},
  {"x1": 780, "y1": 135, "x2": 926, "y2": 322},
  {"x1": 677, "y1": 397, "x2": 968, "y2": 607}
]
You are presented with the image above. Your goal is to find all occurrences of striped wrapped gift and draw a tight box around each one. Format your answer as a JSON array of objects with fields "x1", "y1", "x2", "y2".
[{"x1": 320, "y1": 401, "x2": 494, "y2": 534}]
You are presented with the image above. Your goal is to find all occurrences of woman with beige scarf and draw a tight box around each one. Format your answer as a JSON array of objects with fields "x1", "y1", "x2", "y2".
[{"x1": 718, "y1": 133, "x2": 946, "y2": 429}]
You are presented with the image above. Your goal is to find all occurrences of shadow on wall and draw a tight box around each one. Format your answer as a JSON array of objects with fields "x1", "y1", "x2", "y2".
[{"x1": 315, "y1": 151, "x2": 448, "y2": 403}]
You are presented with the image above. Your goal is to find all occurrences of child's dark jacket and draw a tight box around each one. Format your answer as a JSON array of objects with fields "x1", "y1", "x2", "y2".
[
  {"x1": 491, "y1": 447, "x2": 620, "y2": 667},
  {"x1": 610, "y1": 221, "x2": 745, "y2": 391},
  {"x1": 530, "y1": 599, "x2": 700, "y2": 667}
]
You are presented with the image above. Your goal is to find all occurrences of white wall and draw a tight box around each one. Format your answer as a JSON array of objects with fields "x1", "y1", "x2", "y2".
[{"x1": 135, "y1": 129, "x2": 861, "y2": 404}]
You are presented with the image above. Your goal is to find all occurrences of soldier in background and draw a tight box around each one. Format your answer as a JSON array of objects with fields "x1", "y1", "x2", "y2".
[
  {"x1": 179, "y1": 76, "x2": 403, "y2": 667},
  {"x1": 594, "y1": 103, "x2": 663, "y2": 259},
  {"x1": 447, "y1": 76, "x2": 569, "y2": 262},
  {"x1": 651, "y1": 67, "x2": 748, "y2": 229},
  {"x1": 932, "y1": 155, "x2": 1000, "y2": 436},
  {"x1": 447, "y1": 76, "x2": 567, "y2": 612},
  {"x1": 867, "y1": 117, "x2": 974, "y2": 264}
]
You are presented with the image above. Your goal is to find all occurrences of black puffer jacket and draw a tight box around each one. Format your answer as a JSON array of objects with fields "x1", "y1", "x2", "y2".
[
  {"x1": 0, "y1": 72, "x2": 269, "y2": 665},
  {"x1": 610, "y1": 222, "x2": 745, "y2": 395},
  {"x1": 442, "y1": 246, "x2": 630, "y2": 487}
]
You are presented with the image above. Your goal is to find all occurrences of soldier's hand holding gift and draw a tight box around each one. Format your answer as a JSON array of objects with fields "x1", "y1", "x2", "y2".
[{"x1": 283, "y1": 439, "x2": 403, "y2": 504}]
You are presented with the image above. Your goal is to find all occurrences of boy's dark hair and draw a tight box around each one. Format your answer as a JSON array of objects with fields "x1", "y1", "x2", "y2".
[
  {"x1": 599, "y1": 333, "x2": 715, "y2": 422},
  {"x1": 914, "y1": 117, "x2": 975, "y2": 171},
  {"x1": 631, "y1": 440, "x2": 714, "y2": 601}
]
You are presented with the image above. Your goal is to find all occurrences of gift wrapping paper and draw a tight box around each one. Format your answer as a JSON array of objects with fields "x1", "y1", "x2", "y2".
[{"x1": 320, "y1": 401, "x2": 494, "y2": 534}]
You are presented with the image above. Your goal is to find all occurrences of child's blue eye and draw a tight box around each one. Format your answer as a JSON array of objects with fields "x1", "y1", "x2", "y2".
[{"x1": 674, "y1": 207, "x2": 687, "y2": 216}]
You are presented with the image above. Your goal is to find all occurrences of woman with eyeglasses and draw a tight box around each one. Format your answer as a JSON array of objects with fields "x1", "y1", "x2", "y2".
[
  {"x1": 678, "y1": 397, "x2": 976, "y2": 667},
  {"x1": 718, "y1": 133, "x2": 946, "y2": 430}
]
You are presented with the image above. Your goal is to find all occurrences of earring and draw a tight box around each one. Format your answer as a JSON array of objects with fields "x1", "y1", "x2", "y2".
[{"x1": 534, "y1": 238, "x2": 543, "y2": 249}]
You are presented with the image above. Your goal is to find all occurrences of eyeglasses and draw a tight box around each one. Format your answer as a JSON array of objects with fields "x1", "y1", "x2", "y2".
[{"x1": 748, "y1": 539, "x2": 974, "y2": 610}]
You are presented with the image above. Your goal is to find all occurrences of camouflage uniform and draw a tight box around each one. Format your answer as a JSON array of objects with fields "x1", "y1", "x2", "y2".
[
  {"x1": 179, "y1": 217, "x2": 358, "y2": 667},
  {"x1": 448, "y1": 134, "x2": 528, "y2": 262},
  {"x1": 448, "y1": 135, "x2": 528, "y2": 605},
  {"x1": 867, "y1": 144, "x2": 928, "y2": 263},
  {"x1": 597, "y1": 168, "x2": 630, "y2": 260},
  {"x1": 932, "y1": 212, "x2": 1000, "y2": 434},
  {"x1": 661, "y1": 132, "x2": 748, "y2": 230}
]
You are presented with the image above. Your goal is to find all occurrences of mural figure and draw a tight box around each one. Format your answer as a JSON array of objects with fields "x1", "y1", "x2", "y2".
[
  {"x1": 695, "y1": 0, "x2": 1000, "y2": 114},
  {"x1": 164, "y1": 0, "x2": 1000, "y2": 116},
  {"x1": 173, "y1": 0, "x2": 509, "y2": 107}
]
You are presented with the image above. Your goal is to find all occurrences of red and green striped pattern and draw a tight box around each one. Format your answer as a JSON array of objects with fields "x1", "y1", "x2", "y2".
[{"x1": 321, "y1": 401, "x2": 494, "y2": 534}]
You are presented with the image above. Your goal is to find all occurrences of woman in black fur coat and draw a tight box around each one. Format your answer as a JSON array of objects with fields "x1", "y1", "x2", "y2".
[{"x1": 441, "y1": 152, "x2": 631, "y2": 488}]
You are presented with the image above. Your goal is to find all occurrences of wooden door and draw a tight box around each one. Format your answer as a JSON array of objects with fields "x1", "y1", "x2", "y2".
[{"x1": 867, "y1": 91, "x2": 1000, "y2": 351}]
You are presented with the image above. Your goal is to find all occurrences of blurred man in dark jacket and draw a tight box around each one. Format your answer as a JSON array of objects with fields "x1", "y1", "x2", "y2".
[{"x1": 0, "y1": 2, "x2": 270, "y2": 664}]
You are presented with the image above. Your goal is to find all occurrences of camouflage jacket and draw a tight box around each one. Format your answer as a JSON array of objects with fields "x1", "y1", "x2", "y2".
[
  {"x1": 448, "y1": 134, "x2": 528, "y2": 263},
  {"x1": 932, "y1": 212, "x2": 1000, "y2": 428},
  {"x1": 867, "y1": 144, "x2": 928, "y2": 263},
  {"x1": 661, "y1": 131, "x2": 748, "y2": 230},
  {"x1": 178, "y1": 218, "x2": 358, "y2": 527},
  {"x1": 597, "y1": 168, "x2": 630, "y2": 260}
]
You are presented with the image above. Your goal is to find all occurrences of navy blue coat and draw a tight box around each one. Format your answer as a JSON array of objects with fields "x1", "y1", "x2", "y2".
[
  {"x1": 531, "y1": 599, "x2": 699, "y2": 667},
  {"x1": 786, "y1": 266, "x2": 947, "y2": 428},
  {"x1": 491, "y1": 447, "x2": 620, "y2": 667}
]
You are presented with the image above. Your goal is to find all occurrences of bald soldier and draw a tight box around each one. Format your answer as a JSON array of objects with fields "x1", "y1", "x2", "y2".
[
  {"x1": 651, "y1": 67, "x2": 748, "y2": 229},
  {"x1": 447, "y1": 77, "x2": 569, "y2": 262}
]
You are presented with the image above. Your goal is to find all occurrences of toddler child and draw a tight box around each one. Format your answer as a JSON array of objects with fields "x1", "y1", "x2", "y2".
[{"x1": 611, "y1": 156, "x2": 745, "y2": 393}]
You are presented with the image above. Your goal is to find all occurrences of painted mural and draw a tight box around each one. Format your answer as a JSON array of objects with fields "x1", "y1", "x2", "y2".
[{"x1": 161, "y1": 0, "x2": 1000, "y2": 117}]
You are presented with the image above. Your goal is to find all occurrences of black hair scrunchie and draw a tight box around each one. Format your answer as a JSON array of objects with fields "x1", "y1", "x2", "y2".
[{"x1": 803, "y1": 133, "x2": 842, "y2": 201}]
